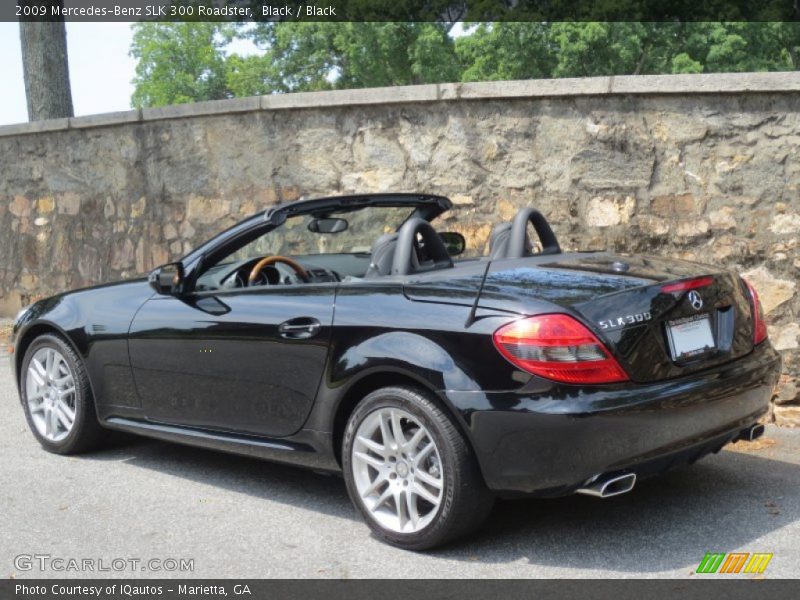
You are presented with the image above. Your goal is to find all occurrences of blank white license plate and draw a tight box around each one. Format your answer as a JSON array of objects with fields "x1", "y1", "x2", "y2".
[{"x1": 666, "y1": 314, "x2": 715, "y2": 360}]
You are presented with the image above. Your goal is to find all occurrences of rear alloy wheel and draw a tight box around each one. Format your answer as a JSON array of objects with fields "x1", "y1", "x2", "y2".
[
  {"x1": 343, "y1": 386, "x2": 493, "y2": 550},
  {"x1": 20, "y1": 334, "x2": 106, "y2": 455}
]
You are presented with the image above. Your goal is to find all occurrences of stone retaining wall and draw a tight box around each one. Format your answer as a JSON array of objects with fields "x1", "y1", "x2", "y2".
[{"x1": 0, "y1": 72, "x2": 797, "y2": 424}]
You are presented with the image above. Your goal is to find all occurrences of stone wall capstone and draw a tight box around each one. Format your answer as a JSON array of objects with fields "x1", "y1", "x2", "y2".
[{"x1": 0, "y1": 73, "x2": 798, "y2": 424}]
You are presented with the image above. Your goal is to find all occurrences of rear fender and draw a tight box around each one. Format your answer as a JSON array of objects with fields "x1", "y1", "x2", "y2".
[{"x1": 305, "y1": 330, "x2": 481, "y2": 435}]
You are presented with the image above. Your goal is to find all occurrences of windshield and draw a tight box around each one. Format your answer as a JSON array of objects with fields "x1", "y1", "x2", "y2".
[{"x1": 230, "y1": 205, "x2": 415, "y2": 260}]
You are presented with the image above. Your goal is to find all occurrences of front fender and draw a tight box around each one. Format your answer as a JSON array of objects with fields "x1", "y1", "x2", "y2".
[
  {"x1": 11, "y1": 280, "x2": 153, "y2": 408},
  {"x1": 11, "y1": 295, "x2": 91, "y2": 388}
]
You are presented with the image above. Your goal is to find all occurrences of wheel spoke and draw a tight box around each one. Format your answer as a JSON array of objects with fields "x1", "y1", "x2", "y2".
[
  {"x1": 395, "y1": 490, "x2": 409, "y2": 529},
  {"x1": 361, "y1": 474, "x2": 388, "y2": 497},
  {"x1": 55, "y1": 405, "x2": 74, "y2": 429},
  {"x1": 413, "y1": 442, "x2": 435, "y2": 465},
  {"x1": 27, "y1": 387, "x2": 45, "y2": 401},
  {"x1": 356, "y1": 435, "x2": 386, "y2": 457},
  {"x1": 29, "y1": 362, "x2": 46, "y2": 387},
  {"x1": 32, "y1": 357, "x2": 47, "y2": 377},
  {"x1": 404, "y1": 427, "x2": 426, "y2": 452},
  {"x1": 412, "y1": 481, "x2": 440, "y2": 505},
  {"x1": 57, "y1": 400, "x2": 75, "y2": 422},
  {"x1": 46, "y1": 349, "x2": 57, "y2": 379},
  {"x1": 353, "y1": 451, "x2": 384, "y2": 471},
  {"x1": 415, "y1": 468, "x2": 443, "y2": 490},
  {"x1": 58, "y1": 387, "x2": 76, "y2": 398},
  {"x1": 29, "y1": 398, "x2": 45, "y2": 413},
  {"x1": 43, "y1": 407, "x2": 53, "y2": 437},
  {"x1": 54, "y1": 374, "x2": 73, "y2": 390},
  {"x1": 390, "y1": 410, "x2": 406, "y2": 446},
  {"x1": 371, "y1": 487, "x2": 393, "y2": 512},
  {"x1": 378, "y1": 411, "x2": 394, "y2": 447},
  {"x1": 405, "y1": 489, "x2": 420, "y2": 527},
  {"x1": 51, "y1": 406, "x2": 60, "y2": 434}
]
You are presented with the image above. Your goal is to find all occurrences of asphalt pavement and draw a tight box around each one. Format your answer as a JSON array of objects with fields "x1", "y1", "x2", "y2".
[{"x1": 1, "y1": 348, "x2": 799, "y2": 579}]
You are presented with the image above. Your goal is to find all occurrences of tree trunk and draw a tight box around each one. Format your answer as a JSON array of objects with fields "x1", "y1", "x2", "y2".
[{"x1": 19, "y1": 4, "x2": 74, "y2": 121}]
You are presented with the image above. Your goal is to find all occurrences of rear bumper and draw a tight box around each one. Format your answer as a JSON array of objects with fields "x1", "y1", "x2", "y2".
[{"x1": 442, "y1": 342, "x2": 781, "y2": 496}]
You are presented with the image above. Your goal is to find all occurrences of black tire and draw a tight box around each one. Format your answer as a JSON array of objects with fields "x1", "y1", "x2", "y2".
[
  {"x1": 20, "y1": 333, "x2": 107, "y2": 455},
  {"x1": 342, "y1": 386, "x2": 494, "y2": 550}
]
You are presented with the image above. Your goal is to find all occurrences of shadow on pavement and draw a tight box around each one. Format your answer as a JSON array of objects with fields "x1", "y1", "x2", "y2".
[
  {"x1": 437, "y1": 447, "x2": 799, "y2": 573},
  {"x1": 86, "y1": 434, "x2": 354, "y2": 521},
  {"x1": 84, "y1": 432, "x2": 799, "y2": 574}
]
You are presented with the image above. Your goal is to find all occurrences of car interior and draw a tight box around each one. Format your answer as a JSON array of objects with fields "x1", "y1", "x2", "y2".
[{"x1": 193, "y1": 203, "x2": 562, "y2": 292}]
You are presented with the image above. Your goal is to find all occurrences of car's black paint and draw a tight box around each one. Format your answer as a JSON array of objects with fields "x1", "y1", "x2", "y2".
[
  {"x1": 11, "y1": 193, "x2": 781, "y2": 496},
  {"x1": 445, "y1": 341, "x2": 779, "y2": 495},
  {"x1": 128, "y1": 285, "x2": 335, "y2": 437}
]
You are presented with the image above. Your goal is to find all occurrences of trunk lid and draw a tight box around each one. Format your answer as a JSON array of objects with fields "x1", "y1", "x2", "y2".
[{"x1": 404, "y1": 252, "x2": 756, "y2": 383}]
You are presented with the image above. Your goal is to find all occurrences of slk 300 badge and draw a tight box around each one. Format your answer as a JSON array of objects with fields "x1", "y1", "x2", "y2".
[{"x1": 598, "y1": 312, "x2": 652, "y2": 330}]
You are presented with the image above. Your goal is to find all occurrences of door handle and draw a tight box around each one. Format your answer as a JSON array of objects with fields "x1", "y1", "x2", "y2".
[{"x1": 278, "y1": 317, "x2": 321, "y2": 340}]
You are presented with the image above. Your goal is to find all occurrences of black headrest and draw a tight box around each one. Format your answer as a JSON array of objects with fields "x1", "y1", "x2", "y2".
[
  {"x1": 392, "y1": 218, "x2": 453, "y2": 276},
  {"x1": 364, "y1": 233, "x2": 398, "y2": 278},
  {"x1": 507, "y1": 207, "x2": 561, "y2": 258},
  {"x1": 490, "y1": 207, "x2": 562, "y2": 259},
  {"x1": 488, "y1": 223, "x2": 511, "y2": 259}
]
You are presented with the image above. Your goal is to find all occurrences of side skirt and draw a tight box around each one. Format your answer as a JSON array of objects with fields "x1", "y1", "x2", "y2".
[{"x1": 103, "y1": 417, "x2": 341, "y2": 473}]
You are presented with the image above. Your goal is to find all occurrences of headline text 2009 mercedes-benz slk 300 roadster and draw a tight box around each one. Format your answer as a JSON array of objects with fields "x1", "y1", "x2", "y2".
[{"x1": 10, "y1": 193, "x2": 781, "y2": 549}]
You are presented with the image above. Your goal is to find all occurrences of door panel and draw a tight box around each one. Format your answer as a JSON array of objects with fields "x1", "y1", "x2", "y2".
[{"x1": 128, "y1": 286, "x2": 335, "y2": 437}]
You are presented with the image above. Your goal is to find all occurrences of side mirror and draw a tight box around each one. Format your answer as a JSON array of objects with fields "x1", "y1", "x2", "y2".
[
  {"x1": 148, "y1": 263, "x2": 184, "y2": 295},
  {"x1": 438, "y1": 232, "x2": 466, "y2": 256}
]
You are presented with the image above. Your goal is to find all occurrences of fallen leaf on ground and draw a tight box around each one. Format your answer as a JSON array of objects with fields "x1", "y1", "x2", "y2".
[{"x1": 725, "y1": 438, "x2": 777, "y2": 453}]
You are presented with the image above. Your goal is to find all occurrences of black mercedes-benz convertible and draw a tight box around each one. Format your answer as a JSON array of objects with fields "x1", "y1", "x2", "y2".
[{"x1": 10, "y1": 193, "x2": 780, "y2": 549}]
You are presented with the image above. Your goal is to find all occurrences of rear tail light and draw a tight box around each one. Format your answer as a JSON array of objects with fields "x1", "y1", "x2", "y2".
[
  {"x1": 744, "y1": 279, "x2": 768, "y2": 345},
  {"x1": 493, "y1": 314, "x2": 629, "y2": 384}
]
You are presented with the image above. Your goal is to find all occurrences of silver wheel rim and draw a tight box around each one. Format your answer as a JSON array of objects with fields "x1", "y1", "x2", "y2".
[
  {"x1": 351, "y1": 407, "x2": 444, "y2": 534},
  {"x1": 26, "y1": 347, "x2": 77, "y2": 442}
]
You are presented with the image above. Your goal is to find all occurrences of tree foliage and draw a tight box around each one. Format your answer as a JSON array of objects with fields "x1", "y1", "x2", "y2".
[
  {"x1": 130, "y1": 21, "x2": 800, "y2": 108},
  {"x1": 130, "y1": 23, "x2": 234, "y2": 108},
  {"x1": 226, "y1": 23, "x2": 460, "y2": 96}
]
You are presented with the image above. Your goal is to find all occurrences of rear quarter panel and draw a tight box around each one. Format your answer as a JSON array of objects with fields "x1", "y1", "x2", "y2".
[{"x1": 304, "y1": 282, "x2": 531, "y2": 435}]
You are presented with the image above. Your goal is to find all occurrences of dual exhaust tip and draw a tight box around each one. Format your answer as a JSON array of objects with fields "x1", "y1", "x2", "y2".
[
  {"x1": 576, "y1": 472, "x2": 636, "y2": 498},
  {"x1": 740, "y1": 423, "x2": 765, "y2": 442},
  {"x1": 577, "y1": 424, "x2": 765, "y2": 499}
]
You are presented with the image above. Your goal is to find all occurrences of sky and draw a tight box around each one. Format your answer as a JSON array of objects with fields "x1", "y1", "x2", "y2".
[
  {"x1": 0, "y1": 22, "x2": 259, "y2": 126},
  {"x1": 0, "y1": 23, "x2": 135, "y2": 125}
]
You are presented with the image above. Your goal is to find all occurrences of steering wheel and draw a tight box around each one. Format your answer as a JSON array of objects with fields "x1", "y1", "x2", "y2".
[{"x1": 248, "y1": 256, "x2": 308, "y2": 286}]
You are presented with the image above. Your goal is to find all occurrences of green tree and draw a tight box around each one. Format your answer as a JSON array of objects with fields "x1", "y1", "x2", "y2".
[
  {"x1": 130, "y1": 22, "x2": 800, "y2": 109},
  {"x1": 130, "y1": 23, "x2": 234, "y2": 108},
  {"x1": 456, "y1": 23, "x2": 555, "y2": 81},
  {"x1": 227, "y1": 22, "x2": 460, "y2": 97},
  {"x1": 456, "y1": 22, "x2": 800, "y2": 80},
  {"x1": 677, "y1": 22, "x2": 798, "y2": 73}
]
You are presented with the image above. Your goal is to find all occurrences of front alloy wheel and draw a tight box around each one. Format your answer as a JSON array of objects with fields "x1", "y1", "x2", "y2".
[
  {"x1": 343, "y1": 386, "x2": 494, "y2": 550},
  {"x1": 26, "y1": 347, "x2": 77, "y2": 442},
  {"x1": 20, "y1": 333, "x2": 106, "y2": 454}
]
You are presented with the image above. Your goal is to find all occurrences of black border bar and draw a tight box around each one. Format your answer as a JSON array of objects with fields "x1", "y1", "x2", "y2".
[
  {"x1": 4, "y1": 579, "x2": 800, "y2": 600},
  {"x1": 9, "y1": 0, "x2": 800, "y2": 23}
]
